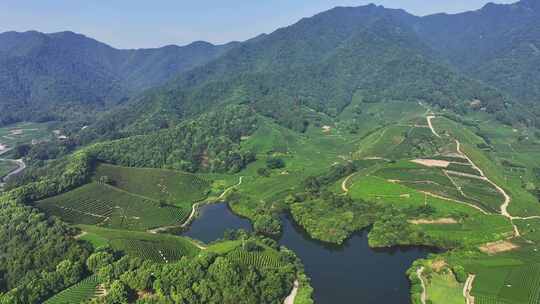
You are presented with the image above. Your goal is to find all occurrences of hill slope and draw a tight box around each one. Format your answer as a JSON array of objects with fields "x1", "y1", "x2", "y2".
[{"x1": 0, "y1": 31, "x2": 236, "y2": 125}]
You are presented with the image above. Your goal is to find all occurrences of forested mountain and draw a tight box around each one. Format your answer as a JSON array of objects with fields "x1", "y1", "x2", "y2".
[
  {"x1": 0, "y1": 31, "x2": 236, "y2": 125},
  {"x1": 413, "y1": 0, "x2": 540, "y2": 121},
  {"x1": 92, "y1": 4, "x2": 516, "y2": 137}
]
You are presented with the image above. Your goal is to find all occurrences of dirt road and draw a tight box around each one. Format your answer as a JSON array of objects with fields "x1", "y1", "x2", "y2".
[
  {"x1": 283, "y1": 280, "x2": 299, "y2": 304},
  {"x1": 417, "y1": 267, "x2": 427, "y2": 304},
  {"x1": 463, "y1": 274, "x2": 476, "y2": 304}
]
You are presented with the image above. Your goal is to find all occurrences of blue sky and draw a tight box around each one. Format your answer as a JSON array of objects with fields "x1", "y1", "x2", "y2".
[{"x1": 0, "y1": 0, "x2": 516, "y2": 49}]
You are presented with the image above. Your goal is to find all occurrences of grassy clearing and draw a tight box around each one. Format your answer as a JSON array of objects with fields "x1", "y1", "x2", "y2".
[
  {"x1": 94, "y1": 163, "x2": 210, "y2": 208},
  {"x1": 426, "y1": 272, "x2": 464, "y2": 304},
  {"x1": 77, "y1": 225, "x2": 200, "y2": 262},
  {"x1": 43, "y1": 275, "x2": 100, "y2": 304},
  {"x1": 38, "y1": 182, "x2": 188, "y2": 230}
]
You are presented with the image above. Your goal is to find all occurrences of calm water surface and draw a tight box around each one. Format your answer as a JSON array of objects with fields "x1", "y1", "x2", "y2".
[{"x1": 182, "y1": 203, "x2": 434, "y2": 304}]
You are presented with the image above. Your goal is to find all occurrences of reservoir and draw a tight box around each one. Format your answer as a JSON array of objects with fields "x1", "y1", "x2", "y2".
[{"x1": 183, "y1": 203, "x2": 434, "y2": 304}]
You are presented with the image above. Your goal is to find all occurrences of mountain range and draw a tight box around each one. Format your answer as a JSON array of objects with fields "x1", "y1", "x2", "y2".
[{"x1": 1, "y1": 0, "x2": 539, "y2": 131}]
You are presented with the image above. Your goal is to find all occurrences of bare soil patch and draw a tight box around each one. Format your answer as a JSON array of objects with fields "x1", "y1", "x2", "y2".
[
  {"x1": 432, "y1": 259, "x2": 448, "y2": 272},
  {"x1": 479, "y1": 240, "x2": 519, "y2": 254},
  {"x1": 410, "y1": 218, "x2": 458, "y2": 225},
  {"x1": 411, "y1": 159, "x2": 450, "y2": 168},
  {"x1": 9, "y1": 129, "x2": 23, "y2": 136}
]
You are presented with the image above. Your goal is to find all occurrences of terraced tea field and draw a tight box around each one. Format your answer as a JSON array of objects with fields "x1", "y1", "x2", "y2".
[
  {"x1": 94, "y1": 163, "x2": 211, "y2": 208},
  {"x1": 38, "y1": 183, "x2": 189, "y2": 230},
  {"x1": 78, "y1": 225, "x2": 201, "y2": 262},
  {"x1": 472, "y1": 264, "x2": 540, "y2": 304},
  {"x1": 227, "y1": 248, "x2": 287, "y2": 269},
  {"x1": 43, "y1": 275, "x2": 100, "y2": 304}
]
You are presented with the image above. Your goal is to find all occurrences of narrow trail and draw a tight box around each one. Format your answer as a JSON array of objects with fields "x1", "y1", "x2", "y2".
[
  {"x1": 421, "y1": 191, "x2": 488, "y2": 215},
  {"x1": 0, "y1": 147, "x2": 26, "y2": 188},
  {"x1": 147, "y1": 177, "x2": 243, "y2": 234},
  {"x1": 454, "y1": 139, "x2": 521, "y2": 237},
  {"x1": 341, "y1": 173, "x2": 356, "y2": 193},
  {"x1": 463, "y1": 274, "x2": 476, "y2": 304},
  {"x1": 426, "y1": 116, "x2": 529, "y2": 237},
  {"x1": 283, "y1": 280, "x2": 299, "y2": 304},
  {"x1": 417, "y1": 267, "x2": 427, "y2": 304},
  {"x1": 427, "y1": 115, "x2": 441, "y2": 138}
]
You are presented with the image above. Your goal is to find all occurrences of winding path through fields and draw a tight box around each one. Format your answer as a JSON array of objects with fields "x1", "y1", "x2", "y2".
[
  {"x1": 147, "y1": 176, "x2": 243, "y2": 234},
  {"x1": 0, "y1": 147, "x2": 26, "y2": 188},
  {"x1": 283, "y1": 280, "x2": 299, "y2": 304},
  {"x1": 416, "y1": 267, "x2": 427, "y2": 304},
  {"x1": 426, "y1": 116, "x2": 530, "y2": 237},
  {"x1": 341, "y1": 173, "x2": 356, "y2": 193},
  {"x1": 463, "y1": 274, "x2": 476, "y2": 304}
]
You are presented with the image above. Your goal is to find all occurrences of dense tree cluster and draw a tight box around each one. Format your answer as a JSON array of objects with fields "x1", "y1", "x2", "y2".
[
  {"x1": 81, "y1": 250, "x2": 295, "y2": 304},
  {"x1": 0, "y1": 196, "x2": 91, "y2": 303},
  {"x1": 89, "y1": 105, "x2": 257, "y2": 173}
]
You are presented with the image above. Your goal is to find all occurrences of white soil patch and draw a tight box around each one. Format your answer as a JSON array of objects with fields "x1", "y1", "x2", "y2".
[
  {"x1": 479, "y1": 241, "x2": 519, "y2": 254},
  {"x1": 411, "y1": 159, "x2": 450, "y2": 168},
  {"x1": 410, "y1": 218, "x2": 458, "y2": 225},
  {"x1": 322, "y1": 125, "x2": 331, "y2": 133},
  {"x1": 9, "y1": 129, "x2": 23, "y2": 135}
]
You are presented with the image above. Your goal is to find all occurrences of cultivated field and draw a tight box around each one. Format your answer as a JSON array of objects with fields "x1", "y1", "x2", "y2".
[
  {"x1": 78, "y1": 225, "x2": 201, "y2": 262},
  {"x1": 94, "y1": 163, "x2": 211, "y2": 208},
  {"x1": 38, "y1": 182, "x2": 189, "y2": 230},
  {"x1": 43, "y1": 275, "x2": 100, "y2": 304}
]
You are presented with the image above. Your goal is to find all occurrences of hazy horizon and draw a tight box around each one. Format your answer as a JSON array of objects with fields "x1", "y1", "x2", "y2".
[{"x1": 0, "y1": 0, "x2": 516, "y2": 49}]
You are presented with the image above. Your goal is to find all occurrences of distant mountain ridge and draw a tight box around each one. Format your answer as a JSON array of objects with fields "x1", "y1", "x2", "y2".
[
  {"x1": 1, "y1": 0, "x2": 539, "y2": 130},
  {"x1": 95, "y1": 2, "x2": 524, "y2": 136},
  {"x1": 0, "y1": 30, "x2": 237, "y2": 124}
]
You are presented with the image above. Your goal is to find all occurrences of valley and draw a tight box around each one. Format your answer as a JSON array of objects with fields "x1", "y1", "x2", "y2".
[{"x1": 2, "y1": 1, "x2": 540, "y2": 303}]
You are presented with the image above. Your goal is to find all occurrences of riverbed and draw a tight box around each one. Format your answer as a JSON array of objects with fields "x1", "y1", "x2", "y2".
[{"x1": 182, "y1": 203, "x2": 435, "y2": 304}]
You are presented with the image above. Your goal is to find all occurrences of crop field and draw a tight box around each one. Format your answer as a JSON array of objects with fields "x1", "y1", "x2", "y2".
[
  {"x1": 94, "y1": 163, "x2": 210, "y2": 208},
  {"x1": 227, "y1": 248, "x2": 287, "y2": 269},
  {"x1": 417, "y1": 214, "x2": 512, "y2": 246},
  {"x1": 349, "y1": 176, "x2": 485, "y2": 215},
  {"x1": 426, "y1": 272, "x2": 464, "y2": 304},
  {"x1": 43, "y1": 275, "x2": 100, "y2": 304},
  {"x1": 472, "y1": 264, "x2": 540, "y2": 304},
  {"x1": 78, "y1": 225, "x2": 200, "y2": 262},
  {"x1": 450, "y1": 175, "x2": 504, "y2": 213},
  {"x1": 447, "y1": 163, "x2": 481, "y2": 176},
  {"x1": 0, "y1": 121, "x2": 53, "y2": 148},
  {"x1": 38, "y1": 183, "x2": 189, "y2": 230}
]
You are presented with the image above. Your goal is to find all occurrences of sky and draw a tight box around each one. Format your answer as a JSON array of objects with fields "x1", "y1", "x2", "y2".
[{"x1": 0, "y1": 0, "x2": 517, "y2": 49}]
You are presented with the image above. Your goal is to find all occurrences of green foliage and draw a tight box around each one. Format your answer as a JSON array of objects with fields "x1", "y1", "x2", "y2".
[
  {"x1": 0, "y1": 31, "x2": 234, "y2": 126},
  {"x1": 89, "y1": 105, "x2": 257, "y2": 173},
  {"x1": 43, "y1": 275, "x2": 100, "y2": 304},
  {"x1": 37, "y1": 183, "x2": 188, "y2": 230},
  {"x1": 291, "y1": 194, "x2": 376, "y2": 244},
  {"x1": 266, "y1": 157, "x2": 285, "y2": 169},
  {"x1": 93, "y1": 163, "x2": 210, "y2": 207},
  {"x1": 0, "y1": 195, "x2": 90, "y2": 297}
]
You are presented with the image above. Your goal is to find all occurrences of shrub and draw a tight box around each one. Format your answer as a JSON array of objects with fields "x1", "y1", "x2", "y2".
[{"x1": 266, "y1": 157, "x2": 285, "y2": 169}]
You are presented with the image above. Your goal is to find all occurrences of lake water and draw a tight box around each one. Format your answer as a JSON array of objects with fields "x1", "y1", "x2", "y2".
[{"x1": 182, "y1": 203, "x2": 434, "y2": 304}]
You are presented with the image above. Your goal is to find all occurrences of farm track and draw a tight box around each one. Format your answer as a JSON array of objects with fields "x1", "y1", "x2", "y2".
[
  {"x1": 341, "y1": 173, "x2": 356, "y2": 193},
  {"x1": 0, "y1": 147, "x2": 26, "y2": 188},
  {"x1": 417, "y1": 267, "x2": 427, "y2": 304},
  {"x1": 463, "y1": 274, "x2": 476, "y2": 304},
  {"x1": 283, "y1": 280, "x2": 299, "y2": 304},
  {"x1": 426, "y1": 116, "x2": 540, "y2": 237},
  {"x1": 147, "y1": 177, "x2": 243, "y2": 235}
]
